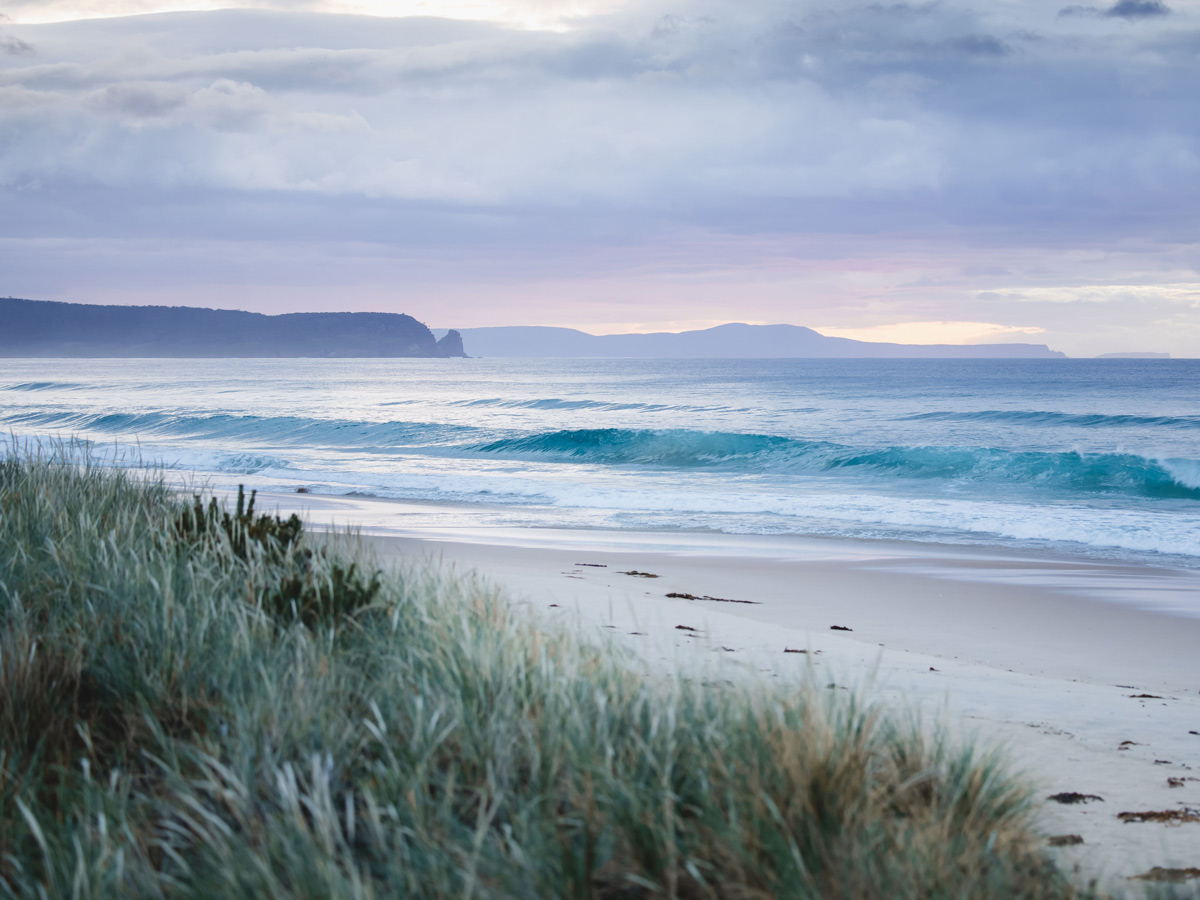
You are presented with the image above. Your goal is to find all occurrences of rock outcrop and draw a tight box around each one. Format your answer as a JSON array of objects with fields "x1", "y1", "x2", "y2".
[{"x1": 436, "y1": 329, "x2": 468, "y2": 357}]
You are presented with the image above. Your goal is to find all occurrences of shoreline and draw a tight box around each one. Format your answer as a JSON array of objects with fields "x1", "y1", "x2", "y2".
[{"x1": 256, "y1": 487, "x2": 1200, "y2": 894}]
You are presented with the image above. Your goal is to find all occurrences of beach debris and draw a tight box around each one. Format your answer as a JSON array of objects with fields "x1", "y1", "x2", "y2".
[
  {"x1": 1130, "y1": 693, "x2": 1164, "y2": 699},
  {"x1": 1048, "y1": 792, "x2": 1104, "y2": 805},
  {"x1": 1130, "y1": 868, "x2": 1200, "y2": 883},
  {"x1": 548, "y1": 604, "x2": 560, "y2": 607},
  {"x1": 675, "y1": 625, "x2": 699, "y2": 632},
  {"x1": 620, "y1": 570, "x2": 659, "y2": 578},
  {"x1": 720, "y1": 646, "x2": 736, "y2": 652},
  {"x1": 1117, "y1": 807, "x2": 1200, "y2": 824},
  {"x1": 1190, "y1": 730, "x2": 1199, "y2": 736},
  {"x1": 1119, "y1": 741, "x2": 1140, "y2": 748},
  {"x1": 1155, "y1": 760, "x2": 1173, "y2": 765},
  {"x1": 1047, "y1": 835, "x2": 1084, "y2": 847},
  {"x1": 629, "y1": 632, "x2": 645, "y2": 636},
  {"x1": 929, "y1": 667, "x2": 938, "y2": 672},
  {"x1": 784, "y1": 648, "x2": 808, "y2": 654},
  {"x1": 666, "y1": 591, "x2": 759, "y2": 604},
  {"x1": 574, "y1": 563, "x2": 607, "y2": 567},
  {"x1": 295, "y1": 486, "x2": 310, "y2": 493},
  {"x1": 1167, "y1": 777, "x2": 1200, "y2": 788},
  {"x1": 830, "y1": 625, "x2": 853, "y2": 631}
]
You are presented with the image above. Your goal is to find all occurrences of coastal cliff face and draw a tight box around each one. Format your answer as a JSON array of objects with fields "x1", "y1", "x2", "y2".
[
  {"x1": 0, "y1": 298, "x2": 466, "y2": 358},
  {"x1": 436, "y1": 329, "x2": 467, "y2": 357}
]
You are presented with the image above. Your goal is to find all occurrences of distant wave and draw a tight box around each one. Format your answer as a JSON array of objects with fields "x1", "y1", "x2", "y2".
[
  {"x1": 902, "y1": 409, "x2": 1200, "y2": 429},
  {"x1": 447, "y1": 397, "x2": 747, "y2": 413},
  {"x1": 2, "y1": 410, "x2": 478, "y2": 448},
  {"x1": 470, "y1": 427, "x2": 1200, "y2": 499},
  {"x1": 2, "y1": 381, "x2": 88, "y2": 392}
]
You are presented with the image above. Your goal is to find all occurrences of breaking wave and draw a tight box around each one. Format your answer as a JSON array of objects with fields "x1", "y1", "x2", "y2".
[{"x1": 470, "y1": 428, "x2": 1200, "y2": 499}]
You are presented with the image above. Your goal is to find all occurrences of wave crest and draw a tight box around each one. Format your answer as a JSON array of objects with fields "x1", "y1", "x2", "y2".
[{"x1": 471, "y1": 428, "x2": 1200, "y2": 499}]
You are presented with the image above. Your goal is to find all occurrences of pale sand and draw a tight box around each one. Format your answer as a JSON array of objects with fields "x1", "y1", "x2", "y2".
[{"x1": 259, "y1": 490, "x2": 1200, "y2": 895}]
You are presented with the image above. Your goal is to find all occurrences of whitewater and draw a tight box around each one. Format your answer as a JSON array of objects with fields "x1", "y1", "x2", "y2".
[{"x1": 3, "y1": 357, "x2": 1199, "y2": 565}]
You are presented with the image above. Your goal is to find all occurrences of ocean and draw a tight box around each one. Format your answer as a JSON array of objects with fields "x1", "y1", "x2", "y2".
[{"x1": 3, "y1": 357, "x2": 1199, "y2": 567}]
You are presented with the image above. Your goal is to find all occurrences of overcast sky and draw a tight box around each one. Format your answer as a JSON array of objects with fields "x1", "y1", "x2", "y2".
[{"x1": 2, "y1": 0, "x2": 1198, "y2": 355}]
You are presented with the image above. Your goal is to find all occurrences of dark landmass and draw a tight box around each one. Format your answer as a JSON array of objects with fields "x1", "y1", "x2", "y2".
[
  {"x1": 1095, "y1": 352, "x2": 1171, "y2": 359},
  {"x1": 0, "y1": 297, "x2": 468, "y2": 358},
  {"x1": 446, "y1": 323, "x2": 1067, "y2": 359}
]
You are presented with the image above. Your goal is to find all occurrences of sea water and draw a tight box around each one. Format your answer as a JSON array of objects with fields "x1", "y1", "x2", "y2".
[{"x1": 3, "y1": 357, "x2": 1199, "y2": 566}]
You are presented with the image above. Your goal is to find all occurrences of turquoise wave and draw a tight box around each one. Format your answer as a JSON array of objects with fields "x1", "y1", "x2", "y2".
[{"x1": 470, "y1": 428, "x2": 1200, "y2": 499}]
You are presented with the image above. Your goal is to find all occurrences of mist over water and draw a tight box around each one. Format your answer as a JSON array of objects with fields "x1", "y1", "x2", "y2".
[{"x1": 3, "y1": 357, "x2": 1199, "y2": 564}]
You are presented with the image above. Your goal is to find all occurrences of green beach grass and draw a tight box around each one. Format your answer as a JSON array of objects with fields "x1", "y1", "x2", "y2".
[{"x1": 1, "y1": 446, "x2": 1098, "y2": 899}]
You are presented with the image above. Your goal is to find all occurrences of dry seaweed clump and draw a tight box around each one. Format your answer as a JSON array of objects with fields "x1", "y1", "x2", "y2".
[{"x1": 0, "y1": 444, "x2": 1099, "y2": 899}]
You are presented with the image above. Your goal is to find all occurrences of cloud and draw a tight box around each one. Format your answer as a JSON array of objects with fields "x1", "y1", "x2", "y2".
[
  {"x1": 0, "y1": 0, "x2": 629, "y2": 27},
  {"x1": 988, "y1": 283, "x2": 1200, "y2": 305},
  {"x1": 1107, "y1": 0, "x2": 1171, "y2": 18},
  {"x1": 1, "y1": 34, "x2": 34, "y2": 54},
  {"x1": 1059, "y1": 1, "x2": 1171, "y2": 18},
  {"x1": 0, "y1": 21, "x2": 34, "y2": 54},
  {"x1": 86, "y1": 81, "x2": 187, "y2": 117},
  {"x1": 3, "y1": 5, "x2": 1196, "y2": 217},
  {"x1": 816, "y1": 320, "x2": 1046, "y2": 344}
]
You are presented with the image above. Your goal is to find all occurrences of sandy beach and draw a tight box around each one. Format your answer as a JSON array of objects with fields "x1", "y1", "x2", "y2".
[{"x1": 260, "y1": 489, "x2": 1200, "y2": 895}]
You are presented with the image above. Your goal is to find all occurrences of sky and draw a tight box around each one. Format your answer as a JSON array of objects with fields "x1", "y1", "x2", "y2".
[{"x1": 1, "y1": 0, "x2": 1198, "y2": 356}]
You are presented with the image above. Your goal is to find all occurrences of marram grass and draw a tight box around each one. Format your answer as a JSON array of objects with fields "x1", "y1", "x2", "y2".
[{"x1": 1, "y1": 447, "x2": 1095, "y2": 899}]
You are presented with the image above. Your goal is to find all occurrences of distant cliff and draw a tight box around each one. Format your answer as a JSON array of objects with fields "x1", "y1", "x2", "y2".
[
  {"x1": 450, "y1": 323, "x2": 1067, "y2": 359},
  {"x1": 0, "y1": 298, "x2": 466, "y2": 358}
]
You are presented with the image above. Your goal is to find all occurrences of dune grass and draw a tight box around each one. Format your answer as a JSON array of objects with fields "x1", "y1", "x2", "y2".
[{"x1": 0, "y1": 447, "x2": 1097, "y2": 899}]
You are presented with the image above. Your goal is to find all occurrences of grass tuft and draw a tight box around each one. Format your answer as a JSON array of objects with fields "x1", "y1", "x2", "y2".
[{"x1": 0, "y1": 444, "x2": 1104, "y2": 898}]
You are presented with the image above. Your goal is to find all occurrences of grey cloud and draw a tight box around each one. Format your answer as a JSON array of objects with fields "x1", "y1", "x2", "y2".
[
  {"x1": 1059, "y1": 1, "x2": 1171, "y2": 17},
  {"x1": 862, "y1": 3, "x2": 941, "y2": 18},
  {"x1": 1, "y1": 32, "x2": 34, "y2": 56},
  {"x1": 1107, "y1": 0, "x2": 1171, "y2": 18},
  {"x1": 946, "y1": 34, "x2": 1010, "y2": 56},
  {"x1": 87, "y1": 81, "x2": 188, "y2": 117}
]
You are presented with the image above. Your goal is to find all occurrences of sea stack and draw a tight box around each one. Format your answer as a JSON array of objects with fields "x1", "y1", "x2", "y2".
[{"x1": 437, "y1": 329, "x2": 468, "y2": 357}]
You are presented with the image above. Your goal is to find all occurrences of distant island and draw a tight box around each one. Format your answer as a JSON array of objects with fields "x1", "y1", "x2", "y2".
[
  {"x1": 0, "y1": 298, "x2": 466, "y2": 358},
  {"x1": 442, "y1": 323, "x2": 1067, "y2": 359}
]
